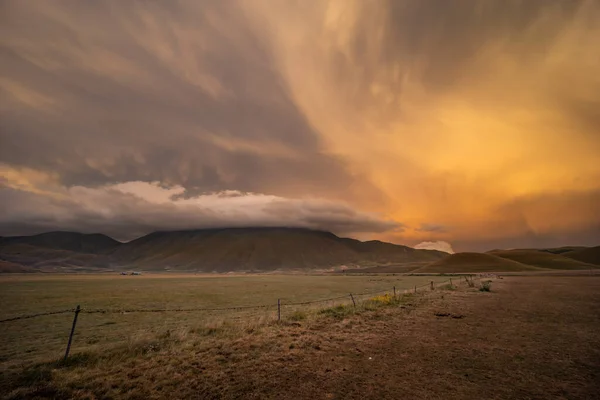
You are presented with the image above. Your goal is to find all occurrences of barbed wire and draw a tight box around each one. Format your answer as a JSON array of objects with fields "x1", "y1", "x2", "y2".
[
  {"x1": 0, "y1": 309, "x2": 75, "y2": 323},
  {"x1": 0, "y1": 279, "x2": 465, "y2": 323},
  {"x1": 81, "y1": 304, "x2": 273, "y2": 314},
  {"x1": 283, "y1": 294, "x2": 351, "y2": 306}
]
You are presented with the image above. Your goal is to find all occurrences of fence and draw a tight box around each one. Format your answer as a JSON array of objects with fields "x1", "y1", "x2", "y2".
[{"x1": 0, "y1": 275, "x2": 482, "y2": 366}]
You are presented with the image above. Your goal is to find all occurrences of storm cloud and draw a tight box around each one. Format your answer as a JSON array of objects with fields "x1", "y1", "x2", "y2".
[
  {"x1": 1, "y1": 1, "x2": 599, "y2": 249},
  {"x1": 0, "y1": 180, "x2": 401, "y2": 241}
]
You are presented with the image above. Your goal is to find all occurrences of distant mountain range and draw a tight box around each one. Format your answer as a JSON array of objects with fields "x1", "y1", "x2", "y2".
[
  {"x1": 0, "y1": 228, "x2": 447, "y2": 273},
  {"x1": 2, "y1": 229, "x2": 598, "y2": 274}
]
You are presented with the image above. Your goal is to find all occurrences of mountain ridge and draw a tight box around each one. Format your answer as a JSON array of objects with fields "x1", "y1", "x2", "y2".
[{"x1": 0, "y1": 228, "x2": 447, "y2": 272}]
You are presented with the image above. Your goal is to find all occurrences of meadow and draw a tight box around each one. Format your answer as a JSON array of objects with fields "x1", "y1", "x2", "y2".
[{"x1": 0, "y1": 273, "x2": 449, "y2": 370}]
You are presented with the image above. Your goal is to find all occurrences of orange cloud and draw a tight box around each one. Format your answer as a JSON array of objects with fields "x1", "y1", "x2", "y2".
[{"x1": 0, "y1": 1, "x2": 598, "y2": 250}]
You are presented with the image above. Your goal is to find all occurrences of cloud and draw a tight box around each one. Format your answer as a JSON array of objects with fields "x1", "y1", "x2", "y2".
[
  {"x1": 0, "y1": 1, "x2": 599, "y2": 249},
  {"x1": 415, "y1": 241, "x2": 454, "y2": 254},
  {"x1": 0, "y1": 1, "x2": 380, "y2": 206},
  {"x1": 0, "y1": 178, "x2": 401, "y2": 240},
  {"x1": 416, "y1": 223, "x2": 448, "y2": 233}
]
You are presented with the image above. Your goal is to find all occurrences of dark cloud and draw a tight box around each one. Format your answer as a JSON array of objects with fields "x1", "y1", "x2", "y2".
[
  {"x1": 0, "y1": 1, "x2": 366, "y2": 200},
  {"x1": 0, "y1": 184, "x2": 401, "y2": 241},
  {"x1": 0, "y1": 0, "x2": 598, "y2": 250},
  {"x1": 382, "y1": 0, "x2": 582, "y2": 89}
]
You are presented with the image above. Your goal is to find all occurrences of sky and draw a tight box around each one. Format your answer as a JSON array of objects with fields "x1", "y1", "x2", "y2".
[{"x1": 1, "y1": 0, "x2": 599, "y2": 252}]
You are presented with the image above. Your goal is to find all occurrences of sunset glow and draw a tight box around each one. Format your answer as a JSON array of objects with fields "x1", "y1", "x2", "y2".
[{"x1": 1, "y1": 0, "x2": 599, "y2": 251}]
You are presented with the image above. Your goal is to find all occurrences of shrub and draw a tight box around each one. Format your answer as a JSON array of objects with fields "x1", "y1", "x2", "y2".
[
  {"x1": 288, "y1": 311, "x2": 307, "y2": 321},
  {"x1": 466, "y1": 276, "x2": 476, "y2": 288},
  {"x1": 480, "y1": 280, "x2": 492, "y2": 292},
  {"x1": 318, "y1": 304, "x2": 354, "y2": 320},
  {"x1": 369, "y1": 294, "x2": 394, "y2": 305}
]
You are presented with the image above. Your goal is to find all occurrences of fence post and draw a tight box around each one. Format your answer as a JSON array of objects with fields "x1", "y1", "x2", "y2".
[
  {"x1": 450, "y1": 278, "x2": 453, "y2": 287},
  {"x1": 393, "y1": 286, "x2": 396, "y2": 298},
  {"x1": 277, "y1": 299, "x2": 281, "y2": 321},
  {"x1": 430, "y1": 281, "x2": 434, "y2": 290},
  {"x1": 414, "y1": 285, "x2": 417, "y2": 294},
  {"x1": 64, "y1": 305, "x2": 80, "y2": 362},
  {"x1": 349, "y1": 293, "x2": 356, "y2": 308}
]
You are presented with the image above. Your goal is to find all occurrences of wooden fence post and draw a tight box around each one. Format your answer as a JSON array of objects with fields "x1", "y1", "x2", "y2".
[
  {"x1": 277, "y1": 299, "x2": 281, "y2": 321},
  {"x1": 450, "y1": 278, "x2": 453, "y2": 287},
  {"x1": 349, "y1": 293, "x2": 356, "y2": 308},
  {"x1": 414, "y1": 285, "x2": 417, "y2": 294},
  {"x1": 64, "y1": 305, "x2": 80, "y2": 362},
  {"x1": 393, "y1": 286, "x2": 396, "y2": 298},
  {"x1": 430, "y1": 281, "x2": 434, "y2": 290}
]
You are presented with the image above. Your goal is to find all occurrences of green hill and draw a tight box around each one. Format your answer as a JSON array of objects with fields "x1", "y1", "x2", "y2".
[
  {"x1": 415, "y1": 252, "x2": 541, "y2": 273},
  {"x1": 0, "y1": 259, "x2": 34, "y2": 273},
  {"x1": 487, "y1": 249, "x2": 598, "y2": 270},
  {"x1": 561, "y1": 246, "x2": 600, "y2": 266},
  {"x1": 539, "y1": 246, "x2": 588, "y2": 255}
]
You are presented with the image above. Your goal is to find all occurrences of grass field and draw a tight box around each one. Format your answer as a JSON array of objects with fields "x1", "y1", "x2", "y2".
[
  {"x1": 2, "y1": 275, "x2": 599, "y2": 399},
  {"x1": 0, "y1": 273, "x2": 449, "y2": 371}
]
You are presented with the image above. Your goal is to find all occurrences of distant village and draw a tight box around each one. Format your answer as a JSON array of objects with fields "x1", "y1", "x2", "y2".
[{"x1": 119, "y1": 271, "x2": 142, "y2": 275}]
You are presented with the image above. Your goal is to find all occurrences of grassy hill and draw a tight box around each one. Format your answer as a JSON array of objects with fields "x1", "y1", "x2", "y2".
[
  {"x1": 415, "y1": 252, "x2": 541, "y2": 273},
  {"x1": 0, "y1": 259, "x2": 34, "y2": 273},
  {"x1": 539, "y1": 246, "x2": 588, "y2": 255},
  {"x1": 562, "y1": 246, "x2": 600, "y2": 266},
  {"x1": 340, "y1": 238, "x2": 446, "y2": 262},
  {"x1": 0, "y1": 243, "x2": 114, "y2": 272},
  {"x1": 487, "y1": 249, "x2": 598, "y2": 270},
  {"x1": 0, "y1": 231, "x2": 121, "y2": 272},
  {"x1": 339, "y1": 262, "x2": 428, "y2": 274}
]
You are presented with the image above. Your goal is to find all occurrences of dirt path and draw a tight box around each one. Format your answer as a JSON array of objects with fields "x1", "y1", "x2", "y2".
[
  {"x1": 5, "y1": 277, "x2": 600, "y2": 399},
  {"x1": 239, "y1": 276, "x2": 600, "y2": 399}
]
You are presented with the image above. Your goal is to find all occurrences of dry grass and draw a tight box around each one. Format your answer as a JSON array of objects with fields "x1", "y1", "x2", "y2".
[
  {"x1": 2, "y1": 276, "x2": 599, "y2": 399},
  {"x1": 0, "y1": 274, "x2": 448, "y2": 371}
]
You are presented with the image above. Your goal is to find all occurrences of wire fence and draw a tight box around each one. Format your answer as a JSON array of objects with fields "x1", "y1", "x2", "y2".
[{"x1": 0, "y1": 274, "x2": 485, "y2": 365}]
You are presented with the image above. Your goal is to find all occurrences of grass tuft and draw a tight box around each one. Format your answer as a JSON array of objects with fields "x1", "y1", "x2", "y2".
[
  {"x1": 465, "y1": 276, "x2": 476, "y2": 288},
  {"x1": 318, "y1": 304, "x2": 355, "y2": 320},
  {"x1": 480, "y1": 280, "x2": 492, "y2": 292},
  {"x1": 288, "y1": 311, "x2": 307, "y2": 321},
  {"x1": 369, "y1": 294, "x2": 395, "y2": 305}
]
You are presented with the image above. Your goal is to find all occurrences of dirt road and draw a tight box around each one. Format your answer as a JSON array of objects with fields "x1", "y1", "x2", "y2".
[{"x1": 236, "y1": 276, "x2": 600, "y2": 399}]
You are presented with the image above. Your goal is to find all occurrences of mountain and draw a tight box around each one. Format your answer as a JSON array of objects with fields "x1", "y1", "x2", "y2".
[
  {"x1": 0, "y1": 243, "x2": 115, "y2": 272},
  {"x1": 487, "y1": 249, "x2": 598, "y2": 270},
  {"x1": 0, "y1": 228, "x2": 447, "y2": 272},
  {"x1": 110, "y1": 228, "x2": 447, "y2": 271},
  {"x1": 0, "y1": 231, "x2": 121, "y2": 254},
  {"x1": 415, "y1": 252, "x2": 541, "y2": 273},
  {"x1": 0, "y1": 232, "x2": 121, "y2": 272}
]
